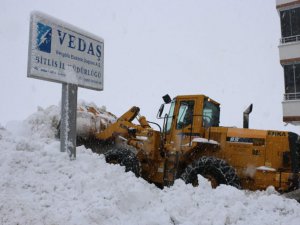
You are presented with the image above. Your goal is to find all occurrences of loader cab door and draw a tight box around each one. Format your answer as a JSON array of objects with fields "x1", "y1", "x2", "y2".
[
  {"x1": 164, "y1": 98, "x2": 198, "y2": 148},
  {"x1": 176, "y1": 101, "x2": 194, "y2": 130},
  {"x1": 165, "y1": 100, "x2": 195, "y2": 134}
]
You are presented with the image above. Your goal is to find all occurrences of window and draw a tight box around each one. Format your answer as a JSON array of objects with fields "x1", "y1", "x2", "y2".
[
  {"x1": 295, "y1": 65, "x2": 300, "y2": 92},
  {"x1": 176, "y1": 101, "x2": 194, "y2": 129},
  {"x1": 284, "y1": 64, "x2": 295, "y2": 93},
  {"x1": 291, "y1": 8, "x2": 300, "y2": 36},
  {"x1": 280, "y1": 7, "x2": 300, "y2": 43},
  {"x1": 284, "y1": 63, "x2": 300, "y2": 100},
  {"x1": 165, "y1": 100, "x2": 175, "y2": 133},
  {"x1": 203, "y1": 99, "x2": 220, "y2": 128},
  {"x1": 281, "y1": 10, "x2": 291, "y2": 38}
]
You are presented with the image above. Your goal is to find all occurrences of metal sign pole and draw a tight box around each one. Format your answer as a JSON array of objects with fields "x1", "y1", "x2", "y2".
[{"x1": 60, "y1": 83, "x2": 78, "y2": 159}]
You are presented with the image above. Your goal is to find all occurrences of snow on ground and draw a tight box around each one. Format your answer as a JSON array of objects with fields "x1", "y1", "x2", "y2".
[{"x1": 1, "y1": 105, "x2": 300, "y2": 225}]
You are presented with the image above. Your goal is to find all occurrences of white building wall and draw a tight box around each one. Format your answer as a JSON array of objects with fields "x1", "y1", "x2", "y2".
[{"x1": 279, "y1": 42, "x2": 300, "y2": 61}]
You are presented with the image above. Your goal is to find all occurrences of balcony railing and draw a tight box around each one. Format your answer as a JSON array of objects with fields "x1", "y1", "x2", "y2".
[
  {"x1": 284, "y1": 92, "x2": 300, "y2": 100},
  {"x1": 280, "y1": 35, "x2": 300, "y2": 44}
]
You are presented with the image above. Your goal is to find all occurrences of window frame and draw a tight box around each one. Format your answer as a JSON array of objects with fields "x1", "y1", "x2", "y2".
[
  {"x1": 280, "y1": 6, "x2": 300, "y2": 43},
  {"x1": 283, "y1": 63, "x2": 300, "y2": 100},
  {"x1": 203, "y1": 99, "x2": 220, "y2": 128}
]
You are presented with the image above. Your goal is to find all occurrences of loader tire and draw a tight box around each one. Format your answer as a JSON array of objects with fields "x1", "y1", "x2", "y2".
[
  {"x1": 104, "y1": 148, "x2": 140, "y2": 177},
  {"x1": 181, "y1": 156, "x2": 241, "y2": 189}
]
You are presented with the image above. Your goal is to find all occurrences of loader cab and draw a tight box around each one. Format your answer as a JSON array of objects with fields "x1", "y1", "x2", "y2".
[{"x1": 163, "y1": 95, "x2": 220, "y2": 148}]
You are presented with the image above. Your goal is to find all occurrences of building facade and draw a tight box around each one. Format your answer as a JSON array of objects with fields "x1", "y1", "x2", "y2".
[{"x1": 277, "y1": 0, "x2": 300, "y2": 125}]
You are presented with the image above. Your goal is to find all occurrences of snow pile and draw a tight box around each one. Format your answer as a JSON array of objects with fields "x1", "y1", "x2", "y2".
[
  {"x1": 77, "y1": 100, "x2": 117, "y2": 139},
  {"x1": 1, "y1": 106, "x2": 300, "y2": 225}
]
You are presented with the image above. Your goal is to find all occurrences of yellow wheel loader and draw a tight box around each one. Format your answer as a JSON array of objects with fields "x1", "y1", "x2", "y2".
[{"x1": 75, "y1": 94, "x2": 300, "y2": 197}]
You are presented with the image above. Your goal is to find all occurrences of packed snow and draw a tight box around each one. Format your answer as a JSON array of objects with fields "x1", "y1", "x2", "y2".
[
  {"x1": 192, "y1": 137, "x2": 219, "y2": 145},
  {"x1": 1, "y1": 105, "x2": 300, "y2": 225},
  {"x1": 76, "y1": 100, "x2": 117, "y2": 138}
]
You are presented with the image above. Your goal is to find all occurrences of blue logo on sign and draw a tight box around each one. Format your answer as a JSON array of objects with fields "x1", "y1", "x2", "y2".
[{"x1": 36, "y1": 22, "x2": 52, "y2": 53}]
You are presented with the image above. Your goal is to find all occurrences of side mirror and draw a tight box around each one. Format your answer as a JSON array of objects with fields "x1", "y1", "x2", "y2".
[
  {"x1": 157, "y1": 104, "x2": 165, "y2": 118},
  {"x1": 162, "y1": 94, "x2": 172, "y2": 104}
]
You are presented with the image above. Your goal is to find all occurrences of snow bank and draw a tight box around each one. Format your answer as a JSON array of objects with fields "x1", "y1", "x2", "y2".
[
  {"x1": 1, "y1": 105, "x2": 300, "y2": 225},
  {"x1": 76, "y1": 100, "x2": 117, "y2": 138}
]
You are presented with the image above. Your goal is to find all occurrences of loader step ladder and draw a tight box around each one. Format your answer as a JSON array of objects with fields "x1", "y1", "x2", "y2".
[{"x1": 163, "y1": 152, "x2": 179, "y2": 187}]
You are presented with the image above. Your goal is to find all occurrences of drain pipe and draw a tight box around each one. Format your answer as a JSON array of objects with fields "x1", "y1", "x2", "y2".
[{"x1": 243, "y1": 104, "x2": 253, "y2": 129}]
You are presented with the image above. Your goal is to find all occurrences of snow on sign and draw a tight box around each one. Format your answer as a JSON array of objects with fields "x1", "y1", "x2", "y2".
[{"x1": 27, "y1": 11, "x2": 104, "y2": 91}]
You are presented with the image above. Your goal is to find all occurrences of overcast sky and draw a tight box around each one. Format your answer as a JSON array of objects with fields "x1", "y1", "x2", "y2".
[{"x1": 1, "y1": 0, "x2": 297, "y2": 133}]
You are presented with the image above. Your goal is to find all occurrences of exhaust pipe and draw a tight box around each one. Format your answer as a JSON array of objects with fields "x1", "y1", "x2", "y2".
[{"x1": 243, "y1": 104, "x2": 253, "y2": 129}]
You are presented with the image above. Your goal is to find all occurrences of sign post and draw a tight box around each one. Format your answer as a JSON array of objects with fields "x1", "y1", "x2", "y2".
[
  {"x1": 60, "y1": 83, "x2": 78, "y2": 159},
  {"x1": 27, "y1": 11, "x2": 104, "y2": 159}
]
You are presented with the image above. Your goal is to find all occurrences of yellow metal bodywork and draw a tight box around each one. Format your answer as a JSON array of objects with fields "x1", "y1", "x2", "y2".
[
  {"x1": 203, "y1": 127, "x2": 292, "y2": 191},
  {"x1": 91, "y1": 94, "x2": 298, "y2": 191}
]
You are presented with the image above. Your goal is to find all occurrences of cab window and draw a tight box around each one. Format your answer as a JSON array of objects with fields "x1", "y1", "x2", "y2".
[
  {"x1": 165, "y1": 100, "x2": 175, "y2": 133},
  {"x1": 203, "y1": 99, "x2": 220, "y2": 128},
  {"x1": 176, "y1": 101, "x2": 194, "y2": 129}
]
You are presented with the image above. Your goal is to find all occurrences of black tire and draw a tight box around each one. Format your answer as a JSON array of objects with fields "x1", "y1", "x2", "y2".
[
  {"x1": 181, "y1": 156, "x2": 241, "y2": 189},
  {"x1": 104, "y1": 148, "x2": 140, "y2": 177}
]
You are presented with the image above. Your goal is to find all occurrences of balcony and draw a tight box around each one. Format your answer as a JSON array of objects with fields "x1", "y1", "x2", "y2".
[
  {"x1": 284, "y1": 92, "x2": 300, "y2": 100},
  {"x1": 282, "y1": 96, "x2": 300, "y2": 124},
  {"x1": 278, "y1": 40, "x2": 300, "y2": 62},
  {"x1": 280, "y1": 35, "x2": 300, "y2": 44},
  {"x1": 278, "y1": 5, "x2": 300, "y2": 62}
]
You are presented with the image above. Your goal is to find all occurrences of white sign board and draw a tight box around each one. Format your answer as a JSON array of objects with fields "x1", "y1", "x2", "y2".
[{"x1": 28, "y1": 11, "x2": 104, "y2": 91}]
